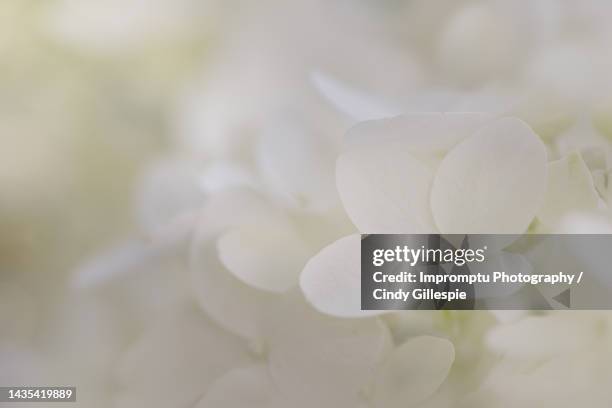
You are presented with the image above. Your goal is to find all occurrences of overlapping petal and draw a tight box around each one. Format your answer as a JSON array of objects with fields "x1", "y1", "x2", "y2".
[
  {"x1": 537, "y1": 152, "x2": 600, "y2": 227},
  {"x1": 266, "y1": 296, "x2": 391, "y2": 407},
  {"x1": 431, "y1": 118, "x2": 547, "y2": 234},
  {"x1": 115, "y1": 308, "x2": 251, "y2": 407},
  {"x1": 336, "y1": 137, "x2": 438, "y2": 234},
  {"x1": 217, "y1": 221, "x2": 310, "y2": 293},
  {"x1": 196, "y1": 365, "x2": 284, "y2": 408},
  {"x1": 372, "y1": 335, "x2": 455, "y2": 407},
  {"x1": 300, "y1": 234, "x2": 385, "y2": 318}
]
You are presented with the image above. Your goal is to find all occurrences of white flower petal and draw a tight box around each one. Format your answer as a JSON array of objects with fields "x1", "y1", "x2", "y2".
[
  {"x1": 113, "y1": 391, "x2": 187, "y2": 408},
  {"x1": 135, "y1": 159, "x2": 205, "y2": 235},
  {"x1": 336, "y1": 139, "x2": 438, "y2": 234},
  {"x1": 189, "y1": 190, "x2": 288, "y2": 340},
  {"x1": 267, "y1": 296, "x2": 391, "y2": 407},
  {"x1": 525, "y1": 43, "x2": 602, "y2": 102},
  {"x1": 300, "y1": 234, "x2": 386, "y2": 318},
  {"x1": 431, "y1": 117, "x2": 547, "y2": 234},
  {"x1": 436, "y1": 4, "x2": 520, "y2": 84},
  {"x1": 556, "y1": 213, "x2": 612, "y2": 288},
  {"x1": 490, "y1": 310, "x2": 528, "y2": 324},
  {"x1": 508, "y1": 89, "x2": 576, "y2": 141},
  {"x1": 554, "y1": 117, "x2": 609, "y2": 156},
  {"x1": 194, "y1": 189, "x2": 287, "y2": 243},
  {"x1": 199, "y1": 161, "x2": 258, "y2": 194},
  {"x1": 72, "y1": 212, "x2": 195, "y2": 289},
  {"x1": 382, "y1": 312, "x2": 438, "y2": 344},
  {"x1": 537, "y1": 152, "x2": 600, "y2": 227},
  {"x1": 190, "y1": 239, "x2": 278, "y2": 341},
  {"x1": 373, "y1": 336, "x2": 455, "y2": 407},
  {"x1": 116, "y1": 308, "x2": 251, "y2": 407},
  {"x1": 558, "y1": 212, "x2": 612, "y2": 235},
  {"x1": 311, "y1": 70, "x2": 401, "y2": 121},
  {"x1": 71, "y1": 240, "x2": 160, "y2": 289},
  {"x1": 217, "y1": 222, "x2": 311, "y2": 293},
  {"x1": 346, "y1": 112, "x2": 494, "y2": 153},
  {"x1": 487, "y1": 314, "x2": 597, "y2": 359},
  {"x1": 196, "y1": 365, "x2": 284, "y2": 408},
  {"x1": 256, "y1": 121, "x2": 339, "y2": 212}
]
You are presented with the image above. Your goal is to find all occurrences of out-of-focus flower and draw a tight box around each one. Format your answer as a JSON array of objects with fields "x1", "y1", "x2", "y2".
[
  {"x1": 45, "y1": 0, "x2": 212, "y2": 55},
  {"x1": 467, "y1": 312, "x2": 612, "y2": 408},
  {"x1": 113, "y1": 306, "x2": 251, "y2": 408}
]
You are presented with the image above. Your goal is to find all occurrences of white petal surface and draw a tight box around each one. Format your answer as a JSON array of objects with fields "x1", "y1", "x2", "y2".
[
  {"x1": 346, "y1": 112, "x2": 493, "y2": 153},
  {"x1": 557, "y1": 213, "x2": 612, "y2": 288},
  {"x1": 486, "y1": 314, "x2": 597, "y2": 359},
  {"x1": 257, "y1": 121, "x2": 339, "y2": 211},
  {"x1": 217, "y1": 221, "x2": 311, "y2": 293},
  {"x1": 189, "y1": 189, "x2": 286, "y2": 340},
  {"x1": 267, "y1": 297, "x2": 391, "y2": 407},
  {"x1": 336, "y1": 139, "x2": 438, "y2": 234},
  {"x1": 196, "y1": 365, "x2": 284, "y2": 408},
  {"x1": 199, "y1": 161, "x2": 257, "y2": 194},
  {"x1": 135, "y1": 159, "x2": 205, "y2": 235},
  {"x1": 300, "y1": 234, "x2": 386, "y2": 318},
  {"x1": 73, "y1": 210, "x2": 197, "y2": 290},
  {"x1": 197, "y1": 363, "x2": 371, "y2": 408},
  {"x1": 311, "y1": 70, "x2": 401, "y2": 121},
  {"x1": 436, "y1": 4, "x2": 520, "y2": 84},
  {"x1": 537, "y1": 152, "x2": 599, "y2": 227},
  {"x1": 115, "y1": 308, "x2": 251, "y2": 407},
  {"x1": 431, "y1": 118, "x2": 547, "y2": 234},
  {"x1": 373, "y1": 336, "x2": 455, "y2": 408},
  {"x1": 71, "y1": 240, "x2": 161, "y2": 289},
  {"x1": 191, "y1": 239, "x2": 278, "y2": 342},
  {"x1": 195, "y1": 189, "x2": 286, "y2": 241}
]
